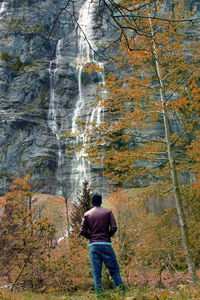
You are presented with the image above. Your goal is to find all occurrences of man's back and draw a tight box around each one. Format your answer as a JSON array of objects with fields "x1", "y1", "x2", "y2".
[
  {"x1": 80, "y1": 206, "x2": 117, "y2": 243},
  {"x1": 80, "y1": 193, "x2": 125, "y2": 295}
]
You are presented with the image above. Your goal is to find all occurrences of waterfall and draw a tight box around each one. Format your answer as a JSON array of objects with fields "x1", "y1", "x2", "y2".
[
  {"x1": 48, "y1": 39, "x2": 64, "y2": 191},
  {"x1": 47, "y1": 0, "x2": 106, "y2": 203},
  {"x1": 70, "y1": 0, "x2": 105, "y2": 200},
  {"x1": 0, "y1": 2, "x2": 6, "y2": 14}
]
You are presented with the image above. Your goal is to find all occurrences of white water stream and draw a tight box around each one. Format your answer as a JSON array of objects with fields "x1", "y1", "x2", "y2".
[
  {"x1": 56, "y1": 0, "x2": 106, "y2": 242},
  {"x1": 70, "y1": 0, "x2": 105, "y2": 199},
  {"x1": 48, "y1": 39, "x2": 64, "y2": 189},
  {"x1": 0, "y1": 1, "x2": 6, "y2": 14},
  {"x1": 47, "y1": 0, "x2": 106, "y2": 209}
]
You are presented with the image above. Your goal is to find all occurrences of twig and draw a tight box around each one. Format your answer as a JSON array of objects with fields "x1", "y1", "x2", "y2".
[
  {"x1": 48, "y1": 0, "x2": 72, "y2": 39},
  {"x1": 171, "y1": 113, "x2": 198, "y2": 146},
  {"x1": 165, "y1": 64, "x2": 200, "y2": 105},
  {"x1": 167, "y1": 259, "x2": 192, "y2": 284},
  {"x1": 162, "y1": 187, "x2": 173, "y2": 194},
  {"x1": 114, "y1": 15, "x2": 200, "y2": 23}
]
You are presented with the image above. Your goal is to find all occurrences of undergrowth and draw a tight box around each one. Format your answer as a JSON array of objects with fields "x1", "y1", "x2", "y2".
[{"x1": 1, "y1": 284, "x2": 200, "y2": 300}]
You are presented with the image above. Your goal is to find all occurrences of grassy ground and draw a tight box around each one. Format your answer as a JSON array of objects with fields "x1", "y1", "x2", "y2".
[{"x1": 1, "y1": 285, "x2": 200, "y2": 300}]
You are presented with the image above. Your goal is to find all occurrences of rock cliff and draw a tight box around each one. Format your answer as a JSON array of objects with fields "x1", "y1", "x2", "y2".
[{"x1": 0, "y1": 0, "x2": 112, "y2": 197}]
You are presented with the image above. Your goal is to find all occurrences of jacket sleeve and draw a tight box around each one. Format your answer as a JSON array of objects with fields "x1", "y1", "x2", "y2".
[
  {"x1": 80, "y1": 215, "x2": 90, "y2": 239},
  {"x1": 109, "y1": 210, "x2": 117, "y2": 237}
]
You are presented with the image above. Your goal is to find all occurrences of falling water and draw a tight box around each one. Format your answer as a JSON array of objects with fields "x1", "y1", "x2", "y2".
[
  {"x1": 48, "y1": 39, "x2": 64, "y2": 190},
  {"x1": 0, "y1": 2, "x2": 6, "y2": 14},
  {"x1": 70, "y1": 0, "x2": 105, "y2": 199}
]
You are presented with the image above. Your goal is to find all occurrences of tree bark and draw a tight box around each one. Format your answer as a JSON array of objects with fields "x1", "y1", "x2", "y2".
[
  {"x1": 149, "y1": 17, "x2": 198, "y2": 284},
  {"x1": 11, "y1": 253, "x2": 31, "y2": 291},
  {"x1": 64, "y1": 196, "x2": 70, "y2": 235}
]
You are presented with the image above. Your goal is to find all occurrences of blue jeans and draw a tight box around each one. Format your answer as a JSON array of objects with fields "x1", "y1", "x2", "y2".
[{"x1": 89, "y1": 244, "x2": 125, "y2": 295}]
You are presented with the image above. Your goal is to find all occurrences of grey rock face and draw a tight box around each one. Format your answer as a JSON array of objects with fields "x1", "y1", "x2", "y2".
[
  {"x1": 0, "y1": 0, "x2": 110, "y2": 196},
  {"x1": 0, "y1": 0, "x2": 78, "y2": 194}
]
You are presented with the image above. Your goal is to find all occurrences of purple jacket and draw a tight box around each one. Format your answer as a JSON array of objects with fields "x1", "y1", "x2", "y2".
[{"x1": 80, "y1": 206, "x2": 117, "y2": 243}]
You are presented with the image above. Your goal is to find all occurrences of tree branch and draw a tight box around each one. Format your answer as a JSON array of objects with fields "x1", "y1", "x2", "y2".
[
  {"x1": 165, "y1": 64, "x2": 200, "y2": 105},
  {"x1": 113, "y1": 15, "x2": 200, "y2": 23},
  {"x1": 171, "y1": 114, "x2": 198, "y2": 146},
  {"x1": 48, "y1": 0, "x2": 73, "y2": 39},
  {"x1": 11, "y1": 252, "x2": 32, "y2": 291}
]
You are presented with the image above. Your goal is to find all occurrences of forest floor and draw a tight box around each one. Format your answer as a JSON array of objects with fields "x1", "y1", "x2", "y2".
[
  {"x1": 1, "y1": 284, "x2": 200, "y2": 300},
  {"x1": 1, "y1": 270, "x2": 200, "y2": 299}
]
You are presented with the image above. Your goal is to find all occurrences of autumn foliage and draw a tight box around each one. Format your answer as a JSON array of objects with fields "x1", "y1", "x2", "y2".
[
  {"x1": 83, "y1": 1, "x2": 199, "y2": 189},
  {"x1": 0, "y1": 175, "x2": 56, "y2": 290},
  {"x1": 1, "y1": 177, "x2": 200, "y2": 294},
  {"x1": 80, "y1": 0, "x2": 200, "y2": 283},
  {"x1": 107, "y1": 187, "x2": 200, "y2": 286}
]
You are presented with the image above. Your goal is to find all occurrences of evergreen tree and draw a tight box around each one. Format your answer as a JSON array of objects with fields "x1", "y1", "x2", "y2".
[{"x1": 70, "y1": 179, "x2": 93, "y2": 234}]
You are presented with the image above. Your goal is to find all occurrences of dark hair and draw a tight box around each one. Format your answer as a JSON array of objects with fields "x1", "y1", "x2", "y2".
[{"x1": 92, "y1": 193, "x2": 102, "y2": 206}]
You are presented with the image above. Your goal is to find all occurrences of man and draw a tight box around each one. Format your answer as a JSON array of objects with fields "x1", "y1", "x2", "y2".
[{"x1": 80, "y1": 193, "x2": 125, "y2": 295}]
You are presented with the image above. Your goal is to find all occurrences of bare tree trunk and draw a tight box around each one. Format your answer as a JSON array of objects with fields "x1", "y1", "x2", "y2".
[
  {"x1": 64, "y1": 196, "x2": 70, "y2": 235},
  {"x1": 149, "y1": 17, "x2": 198, "y2": 284},
  {"x1": 58, "y1": 180, "x2": 71, "y2": 237},
  {"x1": 11, "y1": 253, "x2": 31, "y2": 291}
]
